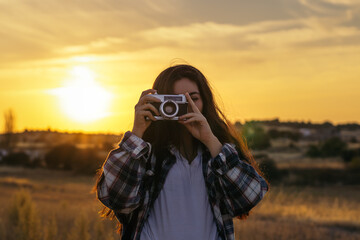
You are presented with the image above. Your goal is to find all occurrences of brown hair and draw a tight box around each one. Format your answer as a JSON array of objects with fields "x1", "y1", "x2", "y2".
[{"x1": 94, "y1": 64, "x2": 270, "y2": 233}]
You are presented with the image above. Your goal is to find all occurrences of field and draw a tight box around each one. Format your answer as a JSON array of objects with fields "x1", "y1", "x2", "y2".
[{"x1": 0, "y1": 166, "x2": 359, "y2": 240}]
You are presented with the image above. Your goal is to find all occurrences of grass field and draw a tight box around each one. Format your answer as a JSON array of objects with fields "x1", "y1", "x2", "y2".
[{"x1": 0, "y1": 166, "x2": 359, "y2": 240}]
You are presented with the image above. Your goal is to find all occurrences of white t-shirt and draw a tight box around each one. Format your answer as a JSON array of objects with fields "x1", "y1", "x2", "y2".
[{"x1": 140, "y1": 145, "x2": 220, "y2": 240}]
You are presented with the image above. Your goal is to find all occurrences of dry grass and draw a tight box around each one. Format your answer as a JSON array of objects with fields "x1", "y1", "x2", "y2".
[
  {"x1": 235, "y1": 185, "x2": 360, "y2": 239},
  {"x1": 0, "y1": 166, "x2": 359, "y2": 240},
  {"x1": 0, "y1": 166, "x2": 118, "y2": 240},
  {"x1": 256, "y1": 186, "x2": 360, "y2": 225}
]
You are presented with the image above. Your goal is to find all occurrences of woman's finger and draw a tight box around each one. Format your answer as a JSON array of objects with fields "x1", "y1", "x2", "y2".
[
  {"x1": 179, "y1": 114, "x2": 203, "y2": 123},
  {"x1": 138, "y1": 103, "x2": 160, "y2": 116},
  {"x1": 180, "y1": 116, "x2": 202, "y2": 124},
  {"x1": 139, "y1": 94, "x2": 162, "y2": 105},
  {"x1": 139, "y1": 89, "x2": 157, "y2": 100},
  {"x1": 179, "y1": 112, "x2": 197, "y2": 120},
  {"x1": 185, "y1": 92, "x2": 201, "y2": 114},
  {"x1": 139, "y1": 110, "x2": 157, "y2": 121}
]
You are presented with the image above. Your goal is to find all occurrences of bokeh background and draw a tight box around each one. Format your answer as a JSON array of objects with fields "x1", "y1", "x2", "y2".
[{"x1": 0, "y1": 0, "x2": 359, "y2": 239}]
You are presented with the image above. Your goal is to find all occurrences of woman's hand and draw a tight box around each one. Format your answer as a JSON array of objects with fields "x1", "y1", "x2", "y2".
[
  {"x1": 132, "y1": 89, "x2": 161, "y2": 139},
  {"x1": 179, "y1": 92, "x2": 222, "y2": 157}
]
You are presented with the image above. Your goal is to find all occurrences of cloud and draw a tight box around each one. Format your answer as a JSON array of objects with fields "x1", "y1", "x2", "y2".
[
  {"x1": 299, "y1": 0, "x2": 349, "y2": 13},
  {"x1": 56, "y1": 37, "x2": 126, "y2": 54},
  {"x1": 295, "y1": 33, "x2": 360, "y2": 48},
  {"x1": 47, "y1": 20, "x2": 307, "y2": 57},
  {"x1": 1, "y1": 0, "x2": 360, "y2": 68},
  {"x1": 133, "y1": 18, "x2": 360, "y2": 52},
  {"x1": 321, "y1": 0, "x2": 360, "y2": 6},
  {"x1": 0, "y1": 0, "x2": 171, "y2": 64}
]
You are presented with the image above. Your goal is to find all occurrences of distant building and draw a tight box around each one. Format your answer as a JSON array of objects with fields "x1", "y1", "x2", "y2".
[
  {"x1": 299, "y1": 128, "x2": 312, "y2": 137},
  {"x1": 0, "y1": 149, "x2": 8, "y2": 162},
  {"x1": 0, "y1": 130, "x2": 123, "y2": 163},
  {"x1": 340, "y1": 129, "x2": 360, "y2": 142}
]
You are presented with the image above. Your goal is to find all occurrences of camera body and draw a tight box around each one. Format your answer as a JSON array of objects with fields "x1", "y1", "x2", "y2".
[{"x1": 149, "y1": 93, "x2": 188, "y2": 120}]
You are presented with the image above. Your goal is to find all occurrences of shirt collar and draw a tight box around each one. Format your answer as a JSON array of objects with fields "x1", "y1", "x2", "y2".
[{"x1": 168, "y1": 143, "x2": 208, "y2": 157}]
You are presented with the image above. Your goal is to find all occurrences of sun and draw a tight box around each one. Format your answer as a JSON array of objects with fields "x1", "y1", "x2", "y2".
[{"x1": 49, "y1": 66, "x2": 113, "y2": 123}]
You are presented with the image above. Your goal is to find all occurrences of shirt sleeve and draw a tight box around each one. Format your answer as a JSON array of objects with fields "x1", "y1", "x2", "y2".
[
  {"x1": 207, "y1": 143, "x2": 269, "y2": 217},
  {"x1": 96, "y1": 131, "x2": 152, "y2": 214}
]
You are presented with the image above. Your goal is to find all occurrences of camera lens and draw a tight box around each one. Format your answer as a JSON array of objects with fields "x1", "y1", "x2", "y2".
[
  {"x1": 164, "y1": 102, "x2": 176, "y2": 114},
  {"x1": 160, "y1": 100, "x2": 179, "y2": 118}
]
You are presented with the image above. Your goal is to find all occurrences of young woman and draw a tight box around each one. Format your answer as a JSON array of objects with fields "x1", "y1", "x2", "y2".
[{"x1": 95, "y1": 64, "x2": 269, "y2": 240}]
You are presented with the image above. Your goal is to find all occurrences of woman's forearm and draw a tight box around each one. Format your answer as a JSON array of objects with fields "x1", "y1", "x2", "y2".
[{"x1": 204, "y1": 134, "x2": 223, "y2": 158}]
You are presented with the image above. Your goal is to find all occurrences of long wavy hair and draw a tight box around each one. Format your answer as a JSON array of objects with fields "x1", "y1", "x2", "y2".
[{"x1": 94, "y1": 64, "x2": 270, "y2": 233}]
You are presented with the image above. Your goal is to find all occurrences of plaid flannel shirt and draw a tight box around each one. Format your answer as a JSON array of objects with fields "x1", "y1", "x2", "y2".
[{"x1": 97, "y1": 131, "x2": 268, "y2": 240}]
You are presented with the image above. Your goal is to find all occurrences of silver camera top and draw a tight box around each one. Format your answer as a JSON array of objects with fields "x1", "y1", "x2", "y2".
[{"x1": 150, "y1": 93, "x2": 187, "y2": 103}]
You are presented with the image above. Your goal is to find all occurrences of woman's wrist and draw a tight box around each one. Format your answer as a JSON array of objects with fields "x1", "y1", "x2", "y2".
[
  {"x1": 131, "y1": 128, "x2": 144, "y2": 139},
  {"x1": 204, "y1": 135, "x2": 222, "y2": 158}
]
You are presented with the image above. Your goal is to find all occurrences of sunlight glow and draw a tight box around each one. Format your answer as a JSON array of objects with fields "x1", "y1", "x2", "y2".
[{"x1": 47, "y1": 66, "x2": 113, "y2": 123}]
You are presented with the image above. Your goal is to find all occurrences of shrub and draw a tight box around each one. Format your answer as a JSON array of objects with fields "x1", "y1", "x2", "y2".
[
  {"x1": 321, "y1": 137, "x2": 347, "y2": 157},
  {"x1": 67, "y1": 212, "x2": 90, "y2": 240},
  {"x1": 3, "y1": 152, "x2": 30, "y2": 166},
  {"x1": 72, "y1": 148, "x2": 103, "y2": 175},
  {"x1": 241, "y1": 122, "x2": 271, "y2": 150},
  {"x1": 307, "y1": 137, "x2": 348, "y2": 158},
  {"x1": 348, "y1": 156, "x2": 360, "y2": 171},
  {"x1": 259, "y1": 158, "x2": 281, "y2": 182},
  {"x1": 44, "y1": 213, "x2": 58, "y2": 240},
  {"x1": 306, "y1": 145, "x2": 322, "y2": 158},
  {"x1": 341, "y1": 148, "x2": 360, "y2": 163},
  {"x1": 45, "y1": 144, "x2": 103, "y2": 174},
  {"x1": 7, "y1": 189, "x2": 42, "y2": 240},
  {"x1": 0, "y1": 218, "x2": 6, "y2": 240},
  {"x1": 94, "y1": 220, "x2": 105, "y2": 240},
  {"x1": 45, "y1": 144, "x2": 78, "y2": 170},
  {"x1": 26, "y1": 157, "x2": 44, "y2": 168},
  {"x1": 350, "y1": 136, "x2": 357, "y2": 143}
]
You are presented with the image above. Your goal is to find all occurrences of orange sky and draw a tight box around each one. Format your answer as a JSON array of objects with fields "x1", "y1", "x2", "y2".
[{"x1": 1, "y1": 0, "x2": 360, "y2": 134}]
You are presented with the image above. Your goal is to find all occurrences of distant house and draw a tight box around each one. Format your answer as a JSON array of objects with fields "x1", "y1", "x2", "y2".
[
  {"x1": 0, "y1": 149, "x2": 8, "y2": 162},
  {"x1": 14, "y1": 141, "x2": 49, "y2": 161},
  {"x1": 299, "y1": 128, "x2": 312, "y2": 137},
  {"x1": 340, "y1": 129, "x2": 360, "y2": 142},
  {"x1": 0, "y1": 130, "x2": 123, "y2": 161}
]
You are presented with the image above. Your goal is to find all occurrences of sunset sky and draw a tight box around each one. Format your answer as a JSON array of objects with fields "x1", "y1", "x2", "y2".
[{"x1": 1, "y1": 0, "x2": 360, "y2": 134}]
